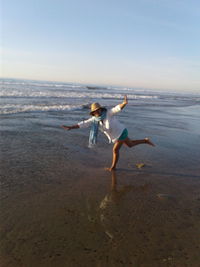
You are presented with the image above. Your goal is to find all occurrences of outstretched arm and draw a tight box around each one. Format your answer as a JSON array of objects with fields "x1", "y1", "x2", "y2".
[
  {"x1": 109, "y1": 95, "x2": 128, "y2": 116},
  {"x1": 61, "y1": 117, "x2": 93, "y2": 130},
  {"x1": 61, "y1": 125, "x2": 79, "y2": 130},
  {"x1": 119, "y1": 95, "x2": 128, "y2": 110}
]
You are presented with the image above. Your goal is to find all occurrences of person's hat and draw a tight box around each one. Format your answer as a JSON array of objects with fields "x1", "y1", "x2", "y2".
[{"x1": 90, "y1": 102, "x2": 103, "y2": 115}]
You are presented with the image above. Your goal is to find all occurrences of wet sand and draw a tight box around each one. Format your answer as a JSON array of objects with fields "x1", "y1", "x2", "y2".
[{"x1": 1, "y1": 105, "x2": 200, "y2": 266}]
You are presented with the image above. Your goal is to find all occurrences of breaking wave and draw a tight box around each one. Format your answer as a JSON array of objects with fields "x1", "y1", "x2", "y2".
[
  {"x1": 0, "y1": 104, "x2": 88, "y2": 115},
  {"x1": 0, "y1": 89, "x2": 158, "y2": 100}
]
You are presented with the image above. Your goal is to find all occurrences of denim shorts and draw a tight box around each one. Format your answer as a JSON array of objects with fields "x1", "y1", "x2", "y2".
[{"x1": 118, "y1": 128, "x2": 128, "y2": 141}]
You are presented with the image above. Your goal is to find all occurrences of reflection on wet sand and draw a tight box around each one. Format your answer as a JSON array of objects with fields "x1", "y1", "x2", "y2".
[{"x1": 99, "y1": 171, "x2": 150, "y2": 241}]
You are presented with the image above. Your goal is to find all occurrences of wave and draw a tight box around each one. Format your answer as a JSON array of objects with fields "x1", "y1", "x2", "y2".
[
  {"x1": 0, "y1": 104, "x2": 88, "y2": 115},
  {"x1": 0, "y1": 79, "x2": 84, "y2": 88},
  {"x1": 0, "y1": 89, "x2": 158, "y2": 100}
]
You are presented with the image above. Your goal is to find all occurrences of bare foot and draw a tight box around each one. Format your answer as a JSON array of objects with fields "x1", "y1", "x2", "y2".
[
  {"x1": 104, "y1": 167, "x2": 116, "y2": 172},
  {"x1": 144, "y1": 138, "x2": 155, "y2": 147}
]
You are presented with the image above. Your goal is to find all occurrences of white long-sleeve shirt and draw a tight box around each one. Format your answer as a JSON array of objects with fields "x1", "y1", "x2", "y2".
[{"x1": 78, "y1": 104, "x2": 125, "y2": 143}]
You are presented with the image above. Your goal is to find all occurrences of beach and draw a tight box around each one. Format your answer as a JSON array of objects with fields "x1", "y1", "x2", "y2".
[{"x1": 0, "y1": 79, "x2": 200, "y2": 266}]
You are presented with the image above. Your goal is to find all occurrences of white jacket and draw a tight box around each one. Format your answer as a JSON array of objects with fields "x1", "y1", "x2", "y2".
[{"x1": 78, "y1": 104, "x2": 125, "y2": 143}]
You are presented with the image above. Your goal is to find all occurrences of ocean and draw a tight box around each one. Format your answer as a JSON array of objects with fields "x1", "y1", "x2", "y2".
[
  {"x1": 1, "y1": 78, "x2": 200, "y2": 266},
  {"x1": 1, "y1": 78, "x2": 200, "y2": 115}
]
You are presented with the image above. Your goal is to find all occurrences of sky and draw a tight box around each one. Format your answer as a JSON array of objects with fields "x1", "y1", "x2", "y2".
[{"x1": 1, "y1": 0, "x2": 200, "y2": 91}]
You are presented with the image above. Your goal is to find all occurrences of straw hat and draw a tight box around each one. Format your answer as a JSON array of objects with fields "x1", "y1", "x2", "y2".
[{"x1": 90, "y1": 102, "x2": 103, "y2": 115}]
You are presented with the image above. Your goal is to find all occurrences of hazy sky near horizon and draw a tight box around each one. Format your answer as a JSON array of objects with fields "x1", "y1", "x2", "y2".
[{"x1": 1, "y1": 0, "x2": 200, "y2": 91}]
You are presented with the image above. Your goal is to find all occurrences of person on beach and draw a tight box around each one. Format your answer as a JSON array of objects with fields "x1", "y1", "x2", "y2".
[{"x1": 61, "y1": 95, "x2": 155, "y2": 171}]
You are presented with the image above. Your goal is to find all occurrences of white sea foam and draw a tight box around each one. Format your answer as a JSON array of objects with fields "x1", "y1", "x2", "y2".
[
  {"x1": 1, "y1": 79, "x2": 198, "y2": 116},
  {"x1": 0, "y1": 104, "x2": 86, "y2": 115},
  {"x1": 0, "y1": 89, "x2": 158, "y2": 100},
  {"x1": 0, "y1": 79, "x2": 159, "y2": 115}
]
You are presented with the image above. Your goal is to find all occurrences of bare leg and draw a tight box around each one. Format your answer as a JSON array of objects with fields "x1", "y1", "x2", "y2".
[
  {"x1": 105, "y1": 137, "x2": 155, "y2": 172},
  {"x1": 124, "y1": 137, "x2": 155, "y2": 148},
  {"x1": 105, "y1": 140, "x2": 123, "y2": 171}
]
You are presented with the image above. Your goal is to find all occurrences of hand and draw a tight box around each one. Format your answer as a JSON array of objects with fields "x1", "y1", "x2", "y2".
[
  {"x1": 61, "y1": 125, "x2": 71, "y2": 130},
  {"x1": 123, "y1": 95, "x2": 128, "y2": 104}
]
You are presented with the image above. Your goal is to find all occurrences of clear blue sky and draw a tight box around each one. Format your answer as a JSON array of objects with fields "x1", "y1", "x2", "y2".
[{"x1": 1, "y1": 0, "x2": 200, "y2": 91}]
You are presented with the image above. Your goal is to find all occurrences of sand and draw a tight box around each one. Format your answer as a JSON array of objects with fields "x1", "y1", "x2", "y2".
[
  {"x1": 1, "y1": 101, "x2": 200, "y2": 266},
  {"x1": 1, "y1": 121, "x2": 200, "y2": 267}
]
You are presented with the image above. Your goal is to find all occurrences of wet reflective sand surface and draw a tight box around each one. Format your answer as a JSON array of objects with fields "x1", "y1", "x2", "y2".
[
  {"x1": 1, "y1": 104, "x2": 200, "y2": 266},
  {"x1": 1, "y1": 133, "x2": 200, "y2": 267}
]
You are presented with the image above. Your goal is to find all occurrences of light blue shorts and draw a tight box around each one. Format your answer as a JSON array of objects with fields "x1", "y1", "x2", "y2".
[{"x1": 118, "y1": 128, "x2": 128, "y2": 141}]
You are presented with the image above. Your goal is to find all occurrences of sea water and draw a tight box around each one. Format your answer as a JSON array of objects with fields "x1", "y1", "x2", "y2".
[
  {"x1": 0, "y1": 78, "x2": 200, "y2": 175},
  {"x1": 1, "y1": 78, "x2": 199, "y2": 115}
]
